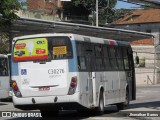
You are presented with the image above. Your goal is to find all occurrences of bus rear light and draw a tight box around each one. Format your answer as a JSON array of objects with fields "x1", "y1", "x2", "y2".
[
  {"x1": 13, "y1": 85, "x2": 18, "y2": 91},
  {"x1": 71, "y1": 83, "x2": 76, "y2": 88},
  {"x1": 71, "y1": 77, "x2": 77, "y2": 83},
  {"x1": 11, "y1": 80, "x2": 22, "y2": 97},
  {"x1": 68, "y1": 77, "x2": 77, "y2": 95}
]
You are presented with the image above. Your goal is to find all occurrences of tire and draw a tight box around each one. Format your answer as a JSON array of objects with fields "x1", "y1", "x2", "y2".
[
  {"x1": 96, "y1": 91, "x2": 104, "y2": 114},
  {"x1": 117, "y1": 89, "x2": 129, "y2": 111},
  {"x1": 40, "y1": 109, "x2": 59, "y2": 118}
]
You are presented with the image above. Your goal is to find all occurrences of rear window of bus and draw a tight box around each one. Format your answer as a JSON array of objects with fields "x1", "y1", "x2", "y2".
[{"x1": 13, "y1": 36, "x2": 73, "y2": 62}]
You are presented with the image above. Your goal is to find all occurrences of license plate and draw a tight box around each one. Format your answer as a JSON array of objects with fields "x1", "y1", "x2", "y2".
[{"x1": 39, "y1": 86, "x2": 50, "y2": 91}]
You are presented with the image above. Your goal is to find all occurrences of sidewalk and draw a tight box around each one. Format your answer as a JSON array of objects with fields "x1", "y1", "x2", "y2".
[
  {"x1": 136, "y1": 77, "x2": 155, "y2": 86},
  {"x1": 136, "y1": 74, "x2": 160, "y2": 86},
  {"x1": 120, "y1": 84, "x2": 160, "y2": 120},
  {"x1": 136, "y1": 84, "x2": 160, "y2": 87}
]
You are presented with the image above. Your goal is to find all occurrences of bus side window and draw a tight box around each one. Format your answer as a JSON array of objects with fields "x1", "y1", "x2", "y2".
[
  {"x1": 109, "y1": 47, "x2": 118, "y2": 70},
  {"x1": 76, "y1": 42, "x2": 87, "y2": 71},
  {"x1": 117, "y1": 47, "x2": 124, "y2": 70},
  {"x1": 95, "y1": 44, "x2": 104, "y2": 71},
  {"x1": 0, "y1": 64, "x2": 3, "y2": 76},
  {"x1": 0, "y1": 58, "x2": 8, "y2": 76},
  {"x1": 123, "y1": 48, "x2": 129, "y2": 70},
  {"x1": 103, "y1": 46, "x2": 111, "y2": 70}
]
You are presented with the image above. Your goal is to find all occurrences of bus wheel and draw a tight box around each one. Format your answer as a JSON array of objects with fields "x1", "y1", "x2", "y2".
[
  {"x1": 117, "y1": 89, "x2": 129, "y2": 111},
  {"x1": 40, "y1": 109, "x2": 59, "y2": 118},
  {"x1": 96, "y1": 91, "x2": 104, "y2": 114}
]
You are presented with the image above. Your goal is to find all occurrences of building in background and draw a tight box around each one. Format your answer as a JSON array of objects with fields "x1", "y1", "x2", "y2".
[
  {"x1": 27, "y1": 0, "x2": 62, "y2": 16},
  {"x1": 16, "y1": 0, "x2": 63, "y2": 21},
  {"x1": 110, "y1": 9, "x2": 160, "y2": 84}
]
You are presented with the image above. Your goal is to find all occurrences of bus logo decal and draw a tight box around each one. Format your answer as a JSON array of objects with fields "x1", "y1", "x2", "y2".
[{"x1": 21, "y1": 69, "x2": 27, "y2": 75}]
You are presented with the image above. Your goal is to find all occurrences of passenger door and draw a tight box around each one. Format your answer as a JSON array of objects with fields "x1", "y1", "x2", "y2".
[
  {"x1": 128, "y1": 48, "x2": 136, "y2": 100},
  {"x1": 124, "y1": 48, "x2": 136, "y2": 101},
  {"x1": 85, "y1": 43, "x2": 95, "y2": 106}
]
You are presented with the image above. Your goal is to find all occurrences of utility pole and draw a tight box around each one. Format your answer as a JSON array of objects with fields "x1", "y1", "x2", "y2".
[{"x1": 96, "y1": 0, "x2": 98, "y2": 27}]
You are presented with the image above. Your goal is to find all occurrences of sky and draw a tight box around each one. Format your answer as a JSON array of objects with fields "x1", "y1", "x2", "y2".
[{"x1": 115, "y1": 1, "x2": 140, "y2": 9}]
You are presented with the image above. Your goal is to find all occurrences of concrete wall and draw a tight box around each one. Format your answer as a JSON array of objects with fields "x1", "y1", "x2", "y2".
[
  {"x1": 16, "y1": 10, "x2": 61, "y2": 21},
  {"x1": 113, "y1": 23, "x2": 160, "y2": 84},
  {"x1": 132, "y1": 46, "x2": 157, "y2": 85}
]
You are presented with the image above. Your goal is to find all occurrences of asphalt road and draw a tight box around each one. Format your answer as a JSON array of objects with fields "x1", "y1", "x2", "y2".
[{"x1": 0, "y1": 85, "x2": 160, "y2": 120}]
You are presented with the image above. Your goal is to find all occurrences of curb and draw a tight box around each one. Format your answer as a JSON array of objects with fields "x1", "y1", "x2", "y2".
[{"x1": 136, "y1": 85, "x2": 160, "y2": 88}]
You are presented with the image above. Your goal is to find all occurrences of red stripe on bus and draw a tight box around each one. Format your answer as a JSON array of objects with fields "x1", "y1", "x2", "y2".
[
  {"x1": 14, "y1": 55, "x2": 48, "y2": 61},
  {"x1": 109, "y1": 40, "x2": 115, "y2": 45}
]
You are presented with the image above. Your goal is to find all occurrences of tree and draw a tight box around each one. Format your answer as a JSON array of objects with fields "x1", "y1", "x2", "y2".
[
  {"x1": 0, "y1": 33, "x2": 10, "y2": 54},
  {"x1": 98, "y1": 0, "x2": 117, "y2": 24},
  {"x1": 0, "y1": 0, "x2": 25, "y2": 54},
  {"x1": 63, "y1": 0, "x2": 117, "y2": 25},
  {"x1": 0, "y1": 0, "x2": 25, "y2": 29}
]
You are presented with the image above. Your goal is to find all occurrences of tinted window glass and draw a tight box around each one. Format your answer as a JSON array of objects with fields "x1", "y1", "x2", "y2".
[
  {"x1": 14, "y1": 36, "x2": 73, "y2": 61},
  {"x1": 48, "y1": 37, "x2": 73, "y2": 60},
  {"x1": 76, "y1": 42, "x2": 87, "y2": 71},
  {"x1": 117, "y1": 47, "x2": 124, "y2": 70},
  {"x1": 95, "y1": 45, "x2": 104, "y2": 70},
  {"x1": 123, "y1": 48, "x2": 129, "y2": 70},
  {"x1": 109, "y1": 47, "x2": 118, "y2": 69},
  {"x1": 0, "y1": 58, "x2": 8, "y2": 76},
  {"x1": 77, "y1": 56, "x2": 86, "y2": 70},
  {"x1": 95, "y1": 45, "x2": 103, "y2": 57},
  {"x1": 103, "y1": 46, "x2": 111, "y2": 70},
  {"x1": 110, "y1": 47, "x2": 116, "y2": 58}
]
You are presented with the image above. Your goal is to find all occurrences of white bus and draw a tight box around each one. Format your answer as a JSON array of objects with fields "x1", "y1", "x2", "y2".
[
  {"x1": 0, "y1": 54, "x2": 10, "y2": 99},
  {"x1": 11, "y1": 33, "x2": 136, "y2": 117}
]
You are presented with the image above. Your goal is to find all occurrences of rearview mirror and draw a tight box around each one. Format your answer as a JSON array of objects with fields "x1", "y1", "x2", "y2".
[{"x1": 135, "y1": 56, "x2": 139, "y2": 64}]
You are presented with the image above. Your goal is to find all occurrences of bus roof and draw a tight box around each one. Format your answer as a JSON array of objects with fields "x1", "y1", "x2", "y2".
[{"x1": 13, "y1": 33, "x2": 130, "y2": 47}]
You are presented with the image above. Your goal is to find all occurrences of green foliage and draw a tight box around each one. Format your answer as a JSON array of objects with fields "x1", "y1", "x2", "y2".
[
  {"x1": 97, "y1": 0, "x2": 117, "y2": 24},
  {"x1": 64, "y1": 0, "x2": 117, "y2": 25},
  {"x1": 0, "y1": 0, "x2": 25, "y2": 28},
  {"x1": 0, "y1": 0, "x2": 26, "y2": 54},
  {"x1": 0, "y1": 32, "x2": 10, "y2": 54},
  {"x1": 72, "y1": 0, "x2": 93, "y2": 8}
]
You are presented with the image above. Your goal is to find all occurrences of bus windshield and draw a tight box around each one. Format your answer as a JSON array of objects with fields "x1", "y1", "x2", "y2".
[{"x1": 13, "y1": 36, "x2": 73, "y2": 61}]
